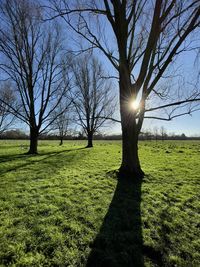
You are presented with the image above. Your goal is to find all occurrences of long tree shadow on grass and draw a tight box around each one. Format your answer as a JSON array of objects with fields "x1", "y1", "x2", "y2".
[
  {"x1": 87, "y1": 173, "x2": 144, "y2": 267},
  {"x1": 0, "y1": 147, "x2": 85, "y2": 175}
]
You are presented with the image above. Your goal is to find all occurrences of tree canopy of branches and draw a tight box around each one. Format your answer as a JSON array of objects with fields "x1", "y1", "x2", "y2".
[
  {"x1": 49, "y1": 0, "x2": 200, "y2": 177},
  {"x1": 71, "y1": 55, "x2": 115, "y2": 147},
  {"x1": 0, "y1": 0, "x2": 70, "y2": 154},
  {"x1": 0, "y1": 82, "x2": 15, "y2": 135}
]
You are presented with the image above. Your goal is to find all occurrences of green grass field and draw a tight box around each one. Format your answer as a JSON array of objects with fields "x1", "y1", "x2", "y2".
[{"x1": 0, "y1": 140, "x2": 199, "y2": 267}]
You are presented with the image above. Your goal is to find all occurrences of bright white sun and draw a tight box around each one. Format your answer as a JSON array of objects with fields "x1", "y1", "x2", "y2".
[{"x1": 130, "y1": 100, "x2": 140, "y2": 110}]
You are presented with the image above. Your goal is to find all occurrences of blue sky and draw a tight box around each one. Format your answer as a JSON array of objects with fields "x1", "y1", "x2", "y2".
[
  {"x1": 97, "y1": 47, "x2": 199, "y2": 137},
  {"x1": 5, "y1": 2, "x2": 200, "y2": 137},
  {"x1": 144, "y1": 50, "x2": 200, "y2": 136},
  {"x1": 92, "y1": 33, "x2": 200, "y2": 137},
  {"x1": 107, "y1": 111, "x2": 200, "y2": 137},
  {"x1": 20, "y1": 15, "x2": 200, "y2": 137}
]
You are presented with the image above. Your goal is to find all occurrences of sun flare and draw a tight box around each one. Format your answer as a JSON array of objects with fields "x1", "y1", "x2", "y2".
[{"x1": 130, "y1": 100, "x2": 140, "y2": 110}]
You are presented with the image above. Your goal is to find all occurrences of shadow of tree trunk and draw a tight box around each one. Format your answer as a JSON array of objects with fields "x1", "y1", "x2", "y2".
[{"x1": 87, "y1": 175, "x2": 144, "y2": 267}]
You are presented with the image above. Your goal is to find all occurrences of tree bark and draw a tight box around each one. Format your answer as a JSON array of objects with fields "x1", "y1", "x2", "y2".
[
  {"x1": 27, "y1": 127, "x2": 38, "y2": 154},
  {"x1": 86, "y1": 131, "x2": 93, "y2": 148},
  {"x1": 119, "y1": 115, "x2": 144, "y2": 178},
  {"x1": 118, "y1": 69, "x2": 144, "y2": 178}
]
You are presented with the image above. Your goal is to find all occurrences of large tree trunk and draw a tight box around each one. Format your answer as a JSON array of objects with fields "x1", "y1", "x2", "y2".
[
  {"x1": 119, "y1": 113, "x2": 144, "y2": 178},
  {"x1": 86, "y1": 131, "x2": 93, "y2": 148},
  {"x1": 118, "y1": 67, "x2": 144, "y2": 178},
  {"x1": 27, "y1": 127, "x2": 38, "y2": 154}
]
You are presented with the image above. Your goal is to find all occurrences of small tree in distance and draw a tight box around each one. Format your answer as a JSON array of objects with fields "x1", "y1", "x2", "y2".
[
  {"x1": 160, "y1": 126, "x2": 167, "y2": 141},
  {"x1": 51, "y1": 99, "x2": 72, "y2": 146},
  {"x1": 153, "y1": 126, "x2": 159, "y2": 142},
  {"x1": 71, "y1": 55, "x2": 115, "y2": 148}
]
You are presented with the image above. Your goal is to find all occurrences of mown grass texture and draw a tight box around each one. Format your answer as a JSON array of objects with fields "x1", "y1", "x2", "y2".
[{"x1": 0, "y1": 140, "x2": 199, "y2": 266}]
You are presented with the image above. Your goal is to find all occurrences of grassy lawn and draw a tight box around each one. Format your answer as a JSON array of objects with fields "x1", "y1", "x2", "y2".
[{"x1": 0, "y1": 140, "x2": 199, "y2": 266}]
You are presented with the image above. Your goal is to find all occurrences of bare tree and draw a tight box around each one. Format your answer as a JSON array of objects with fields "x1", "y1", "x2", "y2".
[
  {"x1": 48, "y1": 0, "x2": 200, "y2": 177},
  {"x1": 160, "y1": 126, "x2": 167, "y2": 141},
  {"x1": 51, "y1": 97, "x2": 72, "y2": 146},
  {"x1": 56, "y1": 114, "x2": 70, "y2": 146},
  {"x1": 153, "y1": 126, "x2": 159, "y2": 142},
  {"x1": 0, "y1": 82, "x2": 15, "y2": 135},
  {"x1": 71, "y1": 55, "x2": 115, "y2": 147},
  {"x1": 143, "y1": 129, "x2": 152, "y2": 141},
  {"x1": 0, "y1": 0, "x2": 70, "y2": 154}
]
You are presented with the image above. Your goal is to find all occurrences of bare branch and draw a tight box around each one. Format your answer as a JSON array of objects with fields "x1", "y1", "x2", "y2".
[{"x1": 145, "y1": 98, "x2": 200, "y2": 113}]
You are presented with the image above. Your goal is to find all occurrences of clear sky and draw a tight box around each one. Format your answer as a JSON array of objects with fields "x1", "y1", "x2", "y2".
[
  {"x1": 107, "y1": 111, "x2": 200, "y2": 137},
  {"x1": 10, "y1": 43, "x2": 200, "y2": 137},
  {"x1": 93, "y1": 33, "x2": 200, "y2": 137},
  {"x1": 6, "y1": 2, "x2": 200, "y2": 137},
  {"x1": 108, "y1": 51, "x2": 200, "y2": 137}
]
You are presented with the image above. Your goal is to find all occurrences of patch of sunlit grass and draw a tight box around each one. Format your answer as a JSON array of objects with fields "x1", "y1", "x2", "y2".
[{"x1": 0, "y1": 140, "x2": 199, "y2": 266}]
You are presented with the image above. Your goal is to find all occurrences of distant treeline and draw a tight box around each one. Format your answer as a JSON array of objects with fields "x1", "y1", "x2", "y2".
[{"x1": 0, "y1": 129, "x2": 200, "y2": 141}]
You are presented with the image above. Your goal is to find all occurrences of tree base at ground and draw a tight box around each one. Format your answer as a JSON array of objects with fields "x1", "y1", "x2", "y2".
[
  {"x1": 26, "y1": 150, "x2": 38, "y2": 155},
  {"x1": 86, "y1": 144, "x2": 93, "y2": 148},
  {"x1": 118, "y1": 166, "x2": 144, "y2": 180}
]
